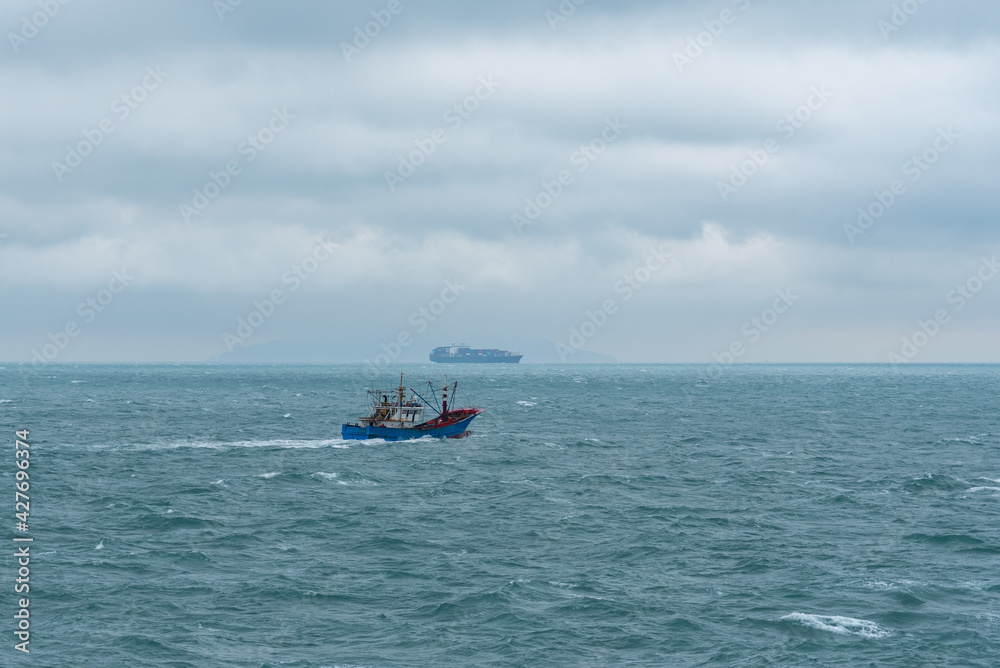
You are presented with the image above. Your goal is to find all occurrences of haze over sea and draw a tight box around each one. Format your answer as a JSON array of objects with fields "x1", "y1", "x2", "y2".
[{"x1": 2, "y1": 363, "x2": 999, "y2": 666}]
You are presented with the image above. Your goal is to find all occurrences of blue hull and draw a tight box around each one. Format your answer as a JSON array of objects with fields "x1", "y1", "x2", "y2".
[
  {"x1": 341, "y1": 414, "x2": 478, "y2": 441},
  {"x1": 429, "y1": 355, "x2": 522, "y2": 364}
]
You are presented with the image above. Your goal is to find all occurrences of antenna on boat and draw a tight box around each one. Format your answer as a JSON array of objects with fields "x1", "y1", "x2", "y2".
[
  {"x1": 409, "y1": 386, "x2": 441, "y2": 416},
  {"x1": 425, "y1": 381, "x2": 442, "y2": 414}
]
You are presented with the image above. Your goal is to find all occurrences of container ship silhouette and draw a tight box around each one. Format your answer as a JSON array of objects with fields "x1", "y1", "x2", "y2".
[{"x1": 429, "y1": 345, "x2": 522, "y2": 364}]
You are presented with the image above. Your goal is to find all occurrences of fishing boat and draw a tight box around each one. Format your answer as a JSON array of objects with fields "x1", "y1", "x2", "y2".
[{"x1": 341, "y1": 374, "x2": 483, "y2": 441}]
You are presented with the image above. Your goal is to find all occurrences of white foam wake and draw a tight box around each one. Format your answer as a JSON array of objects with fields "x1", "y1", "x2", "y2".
[
  {"x1": 125, "y1": 438, "x2": 352, "y2": 451},
  {"x1": 781, "y1": 613, "x2": 890, "y2": 639}
]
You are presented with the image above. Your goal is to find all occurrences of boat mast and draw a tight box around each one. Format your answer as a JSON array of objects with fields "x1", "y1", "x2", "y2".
[
  {"x1": 409, "y1": 386, "x2": 442, "y2": 416},
  {"x1": 426, "y1": 381, "x2": 442, "y2": 413}
]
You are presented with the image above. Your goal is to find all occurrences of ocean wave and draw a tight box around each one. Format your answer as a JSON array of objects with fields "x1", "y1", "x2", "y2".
[
  {"x1": 781, "y1": 613, "x2": 890, "y2": 639},
  {"x1": 966, "y1": 486, "x2": 1000, "y2": 494},
  {"x1": 937, "y1": 435, "x2": 983, "y2": 445},
  {"x1": 256, "y1": 472, "x2": 280, "y2": 479},
  {"x1": 902, "y1": 473, "x2": 967, "y2": 493},
  {"x1": 905, "y1": 532, "x2": 985, "y2": 546},
  {"x1": 313, "y1": 471, "x2": 376, "y2": 486}
]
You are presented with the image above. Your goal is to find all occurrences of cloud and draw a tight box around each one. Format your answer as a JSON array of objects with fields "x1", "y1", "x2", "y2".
[{"x1": 2, "y1": 0, "x2": 999, "y2": 362}]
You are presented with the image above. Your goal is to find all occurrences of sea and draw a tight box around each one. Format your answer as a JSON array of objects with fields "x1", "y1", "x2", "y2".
[{"x1": 1, "y1": 363, "x2": 998, "y2": 667}]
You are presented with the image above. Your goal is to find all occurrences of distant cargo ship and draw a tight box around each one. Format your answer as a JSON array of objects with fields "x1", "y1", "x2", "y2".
[{"x1": 430, "y1": 345, "x2": 523, "y2": 364}]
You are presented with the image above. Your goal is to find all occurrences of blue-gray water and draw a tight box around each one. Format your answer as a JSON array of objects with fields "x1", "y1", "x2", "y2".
[{"x1": 2, "y1": 364, "x2": 999, "y2": 666}]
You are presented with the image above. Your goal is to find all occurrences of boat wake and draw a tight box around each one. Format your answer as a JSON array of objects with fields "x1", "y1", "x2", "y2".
[{"x1": 80, "y1": 438, "x2": 353, "y2": 452}]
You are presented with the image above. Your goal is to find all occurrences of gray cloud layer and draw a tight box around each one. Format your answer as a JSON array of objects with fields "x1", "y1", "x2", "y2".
[{"x1": 2, "y1": 0, "x2": 999, "y2": 364}]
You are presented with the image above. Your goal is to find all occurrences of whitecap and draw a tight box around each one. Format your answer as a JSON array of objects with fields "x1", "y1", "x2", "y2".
[
  {"x1": 781, "y1": 613, "x2": 890, "y2": 639},
  {"x1": 283, "y1": 413, "x2": 291, "y2": 418},
  {"x1": 95, "y1": 540, "x2": 104, "y2": 550},
  {"x1": 257, "y1": 472, "x2": 280, "y2": 479},
  {"x1": 517, "y1": 401, "x2": 537, "y2": 406},
  {"x1": 939, "y1": 436, "x2": 983, "y2": 445},
  {"x1": 334, "y1": 475, "x2": 377, "y2": 486},
  {"x1": 70, "y1": 380, "x2": 85, "y2": 384},
  {"x1": 966, "y1": 486, "x2": 1000, "y2": 494},
  {"x1": 0, "y1": 399, "x2": 12, "y2": 403},
  {"x1": 314, "y1": 472, "x2": 338, "y2": 480},
  {"x1": 210, "y1": 479, "x2": 225, "y2": 485}
]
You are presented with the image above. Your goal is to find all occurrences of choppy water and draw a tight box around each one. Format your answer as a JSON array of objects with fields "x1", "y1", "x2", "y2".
[{"x1": 2, "y1": 364, "x2": 999, "y2": 666}]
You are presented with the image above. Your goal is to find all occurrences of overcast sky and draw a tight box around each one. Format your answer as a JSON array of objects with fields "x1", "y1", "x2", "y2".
[{"x1": 2, "y1": 0, "x2": 998, "y2": 364}]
